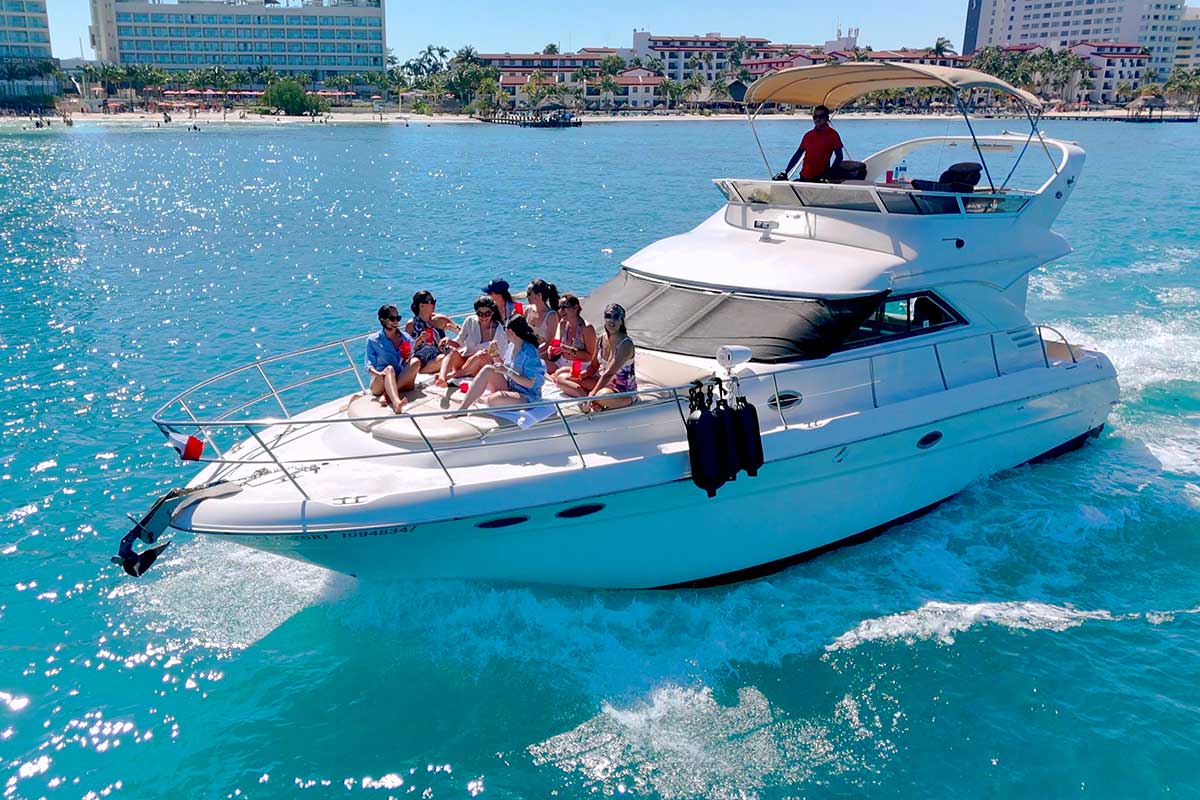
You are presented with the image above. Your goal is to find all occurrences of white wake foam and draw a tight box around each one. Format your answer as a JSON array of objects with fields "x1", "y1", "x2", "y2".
[
  {"x1": 116, "y1": 537, "x2": 348, "y2": 651},
  {"x1": 826, "y1": 600, "x2": 1123, "y2": 650},
  {"x1": 529, "y1": 684, "x2": 882, "y2": 798}
]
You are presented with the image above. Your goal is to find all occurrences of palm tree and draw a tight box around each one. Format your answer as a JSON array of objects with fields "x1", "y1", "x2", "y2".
[
  {"x1": 709, "y1": 76, "x2": 730, "y2": 111},
  {"x1": 598, "y1": 74, "x2": 618, "y2": 110},
  {"x1": 542, "y1": 43, "x2": 559, "y2": 55},
  {"x1": 570, "y1": 65, "x2": 593, "y2": 106},
  {"x1": 930, "y1": 37, "x2": 957, "y2": 58},
  {"x1": 454, "y1": 45, "x2": 480, "y2": 65},
  {"x1": 1113, "y1": 81, "x2": 1133, "y2": 103},
  {"x1": 684, "y1": 74, "x2": 705, "y2": 110}
]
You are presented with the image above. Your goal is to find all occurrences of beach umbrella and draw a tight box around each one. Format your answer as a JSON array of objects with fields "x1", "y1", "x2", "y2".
[{"x1": 370, "y1": 94, "x2": 382, "y2": 100}]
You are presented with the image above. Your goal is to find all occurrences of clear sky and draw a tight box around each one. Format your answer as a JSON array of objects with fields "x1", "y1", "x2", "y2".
[{"x1": 48, "y1": 0, "x2": 970, "y2": 61}]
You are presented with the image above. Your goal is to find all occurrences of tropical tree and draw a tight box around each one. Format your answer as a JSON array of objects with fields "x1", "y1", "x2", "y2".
[
  {"x1": 542, "y1": 43, "x2": 559, "y2": 55},
  {"x1": 454, "y1": 45, "x2": 480, "y2": 65},
  {"x1": 1164, "y1": 66, "x2": 1200, "y2": 108},
  {"x1": 1113, "y1": 81, "x2": 1133, "y2": 102},
  {"x1": 930, "y1": 37, "x2": 957, "y2": 57},
  {"x1": 598, "y1": 74, "x2": 619, "y2": 109},
  {"x1": 709, "y1": 76, "x2": 730, "y2": 110},
  {"x1": 684, "y1": 74, "x2": 705, "y2": 109},
  {"x1": 645, "y1": 56, "x2": 665, "y2": 76},
  {"x1": 475, "y1": 75, "x2": 504, "y2": 111},
  {"x1": 728, "y1": 37, "x2": 754, "y2": 68},
  {"x1": 262, "y1": 78, "x2": 327, "y2": 115},
  {"x1": 599, "y1": 54, "x2": 626, "y2": 76}
]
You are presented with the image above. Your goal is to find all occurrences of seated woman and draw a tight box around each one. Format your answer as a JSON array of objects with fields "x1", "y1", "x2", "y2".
[
  {"x1": 482, "y1": 277, "x2": 519, "y2": 324},
  {"x1": 365, "y1": 303, "x2": 420, "y2": 414},
  {"x1": 455, "y1": 314, "x2": 546, "y2": 411},
  {"x1": 435, "y1": 296, "x2": 505, "y2": 387},
  {"x1": 404, "y1": 290, "x2": 460, "y2": 375},
  {"x1": 549, "y1": 293, "x2": 598, "y2": 388},
  {"x1": 525, "y1": 278, "x2": 560, "y2": 366},
  {"x1": 556, "y1": 303, "x2": 636, "y2": 412}
]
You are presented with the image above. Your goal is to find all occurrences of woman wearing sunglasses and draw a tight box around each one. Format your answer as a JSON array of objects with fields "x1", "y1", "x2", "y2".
[
  {"x1": 548, "y1": 293, "x2": 598, "y2": 385},
  {"x1": 364, "y1": 303, "x2": 420, "y2": 414},
  {"x1": 404, "y1": 289, "x2": 460, "y2": 375},
  {"x1": 434, "y1": 295, "x2": 505, "y2": 387},
  {"x1": 559, "y1": 302, "x2": 638, "y2": 412}
]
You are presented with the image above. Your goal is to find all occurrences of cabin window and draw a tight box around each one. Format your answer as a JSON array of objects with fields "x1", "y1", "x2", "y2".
[
  {"x1": 839, "y1": 292, "x2": 964, "y2": 349},
  {"x1": 583, "y1": 269, "x2": 888, "y2": 362}
]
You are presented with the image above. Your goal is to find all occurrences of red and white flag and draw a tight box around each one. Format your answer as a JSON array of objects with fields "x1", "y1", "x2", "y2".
[{"x1": 165, "y1": 431, "x2": 204, "y2": 461}]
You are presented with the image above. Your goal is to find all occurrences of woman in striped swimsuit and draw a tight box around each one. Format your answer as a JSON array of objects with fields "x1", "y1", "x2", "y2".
[{"x1": 584, "y1": 303, "x2": 637, "y2": 412}]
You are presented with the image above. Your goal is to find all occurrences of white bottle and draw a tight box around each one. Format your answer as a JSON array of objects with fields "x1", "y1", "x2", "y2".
[{"x1": 896, "y1": 158, "x2": 908, "y2": 182}]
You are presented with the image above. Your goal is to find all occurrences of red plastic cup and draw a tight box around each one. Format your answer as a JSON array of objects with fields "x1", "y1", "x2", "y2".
[
  {"x1": 513, "y1": 301, "x2": 524, "y2": 315},
  {"x1": 549, "y1": 338, "x2": 561, "y2": 358},
  {"x1": 400, "y1": 340, "x2": 412, "y2": 359},
  {"x1": 571, "y1": 359, "x2": 582, "y2": 379},
  {"x1": 459, "y1": 381, "x2": 469, "y2": 393},
  {"x1": 885, "y1": 169, "x2": 894, "y2": 183}
]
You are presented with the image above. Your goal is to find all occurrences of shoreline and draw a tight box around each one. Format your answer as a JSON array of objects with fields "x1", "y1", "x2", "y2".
[{"x1": 2, "y1": 107, "x2": 1193, "y2": 129}]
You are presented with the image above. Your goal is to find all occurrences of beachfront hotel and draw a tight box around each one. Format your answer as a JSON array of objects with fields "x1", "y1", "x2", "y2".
[
  {"x1": 88, "y1": 0, "x2": 386, "y2": 76},
  {"x1": 630, "y1": 29, "x2": 860, "y2": 82},
  {"x1": 1174, "y1": 5, "x2": 1200, "y2": 68},
  {"x1": 963, "y1": 0, "x2": 1183, "y2": 76},
  {"x1": 0, "y1": 0, "x2": 52, "y2": 61}
]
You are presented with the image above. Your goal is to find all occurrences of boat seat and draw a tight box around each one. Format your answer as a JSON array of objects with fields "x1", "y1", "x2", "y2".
[
  {"x1": 911, "y1": 161, "x2": 982, "y2": 194},
  {"x1": 634, "y1": 350, "x2": 714, "y2": 391},
  {"x1": 344, "y1": 379, "x2": 501, "y2": 445}
]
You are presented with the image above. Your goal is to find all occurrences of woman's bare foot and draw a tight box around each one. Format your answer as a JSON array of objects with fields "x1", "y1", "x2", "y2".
[
  {"x1": 376, "y1": 394, "x2": 389, "y2": 407},
  {"x1": 433, "y1": 377, "x2": 448, "y2": 389},
  {"x1": 390, "y1": 397, "x2": 408, "y2": 414}
]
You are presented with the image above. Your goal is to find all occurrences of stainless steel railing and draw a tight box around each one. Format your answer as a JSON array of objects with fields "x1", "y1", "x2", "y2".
[{"x1": 152, "y1": 323, "x2": 1085, "y2": 497}]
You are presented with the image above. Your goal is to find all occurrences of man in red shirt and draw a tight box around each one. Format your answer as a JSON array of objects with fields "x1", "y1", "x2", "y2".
[{"x1": 774, "y1": 105, "x2": 844, "y2": 182}]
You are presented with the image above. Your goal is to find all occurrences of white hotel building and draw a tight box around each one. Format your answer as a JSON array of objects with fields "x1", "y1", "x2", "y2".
[
  {"x1": 966, "y1": 0, "x2": 1183, "y2": 76},
  {"x1": 89, "y1": 0, "x2": 385, "y2": 76},
  {"x1": 1, "y1": 0, "x2": 52, "y2": 61}
]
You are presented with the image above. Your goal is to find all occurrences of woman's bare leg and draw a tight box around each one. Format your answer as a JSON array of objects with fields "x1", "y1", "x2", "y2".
[
  {"x1": 397, "y1": 358, "x2": 421, "y2": 392},
  {"x1": 457, "y1": 365, "x2": 505, "y2": 411},
  {"x1": 436, "y1": 350, "x2": 464, "y2": 387},
  {"x1": 484, "y1": 390, "x2": 524, "y2": 407},
  {"x1": 586, "y1": 387, "x2": 633, "y2": 412},
  {"x1": 371, "y1": 366, "x2": 407, "y2": 413},
  {"x1": 458, "y1": 351, "x2": 491, "y2": 378},
  {"x1": 553, "y1": 370, "x2": 598, "y2": 397}
]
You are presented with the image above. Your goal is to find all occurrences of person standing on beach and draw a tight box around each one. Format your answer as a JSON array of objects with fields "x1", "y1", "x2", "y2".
[{"x1": 774, "y1": 105, "x2": 843, "y2": 182}]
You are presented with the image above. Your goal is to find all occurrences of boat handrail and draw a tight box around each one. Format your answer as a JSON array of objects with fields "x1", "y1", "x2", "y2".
[
  {"x1": 714, "y1": 177, "x2": 1034, "y2": 216},
  {"x1": 152, "y1": 322, "x2": 1084, "y2": 498}
]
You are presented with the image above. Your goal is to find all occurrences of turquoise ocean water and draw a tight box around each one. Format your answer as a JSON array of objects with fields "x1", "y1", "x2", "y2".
[{"x1": 1, "y1": 117, "x2": 1198, "y2": 798}]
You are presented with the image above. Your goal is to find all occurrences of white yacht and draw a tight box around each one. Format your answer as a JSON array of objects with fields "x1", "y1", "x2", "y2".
[{"x1": 117, "y1": 64, "x2": 1118, "y2": 588}]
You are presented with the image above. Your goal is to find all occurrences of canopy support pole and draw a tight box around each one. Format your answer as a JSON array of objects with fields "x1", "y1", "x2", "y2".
[
  {"x1": 954, "y1": 90, "x2": 996, "y2": 193},
  {"x1": 1021, "y1": 101, "x2": 1060, "y2": 175},
  {"x1": 746, "y1": 102, "x2": 774, "y2": 178}
]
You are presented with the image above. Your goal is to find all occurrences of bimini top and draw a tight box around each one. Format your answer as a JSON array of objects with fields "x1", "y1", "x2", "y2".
[{"x1": 743, "y1": 62, "x2": 1043, "y2": 111}]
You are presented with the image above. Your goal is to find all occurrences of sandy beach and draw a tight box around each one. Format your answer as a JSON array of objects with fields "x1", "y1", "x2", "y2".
[{"x1": 2, "y1": 106, "x2": 1189, "y2": 129}]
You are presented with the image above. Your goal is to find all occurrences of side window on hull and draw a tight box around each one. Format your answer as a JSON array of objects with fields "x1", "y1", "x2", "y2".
[{"x1": 841, "y1": 292, "x2": 963, "y2": 348}]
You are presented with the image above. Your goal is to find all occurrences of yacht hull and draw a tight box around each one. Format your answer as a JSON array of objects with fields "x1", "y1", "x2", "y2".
[{"x1": 185, "y1": 372, "x2": 1117, "y2": 589}]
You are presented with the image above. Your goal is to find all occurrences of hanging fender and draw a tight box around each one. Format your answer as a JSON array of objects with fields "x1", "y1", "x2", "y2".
[
  {"x1": 735, "y1": 395, "x2": 765, "y2": 478},
  {"x1": 685, "y1": 382, "x2": 727, "y2": 498}
]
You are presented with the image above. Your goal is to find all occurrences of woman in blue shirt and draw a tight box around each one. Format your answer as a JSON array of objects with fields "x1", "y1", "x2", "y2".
[
  {"x1": 365, "y1": 304, "x2": 420, "y2": 414},
  {"x1": 455, "y1": 314, "x2": 545, "y2": 412}
]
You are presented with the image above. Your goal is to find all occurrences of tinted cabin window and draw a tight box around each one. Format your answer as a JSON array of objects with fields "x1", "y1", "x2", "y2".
[
  {"x1": 841, "y1": 292, "x2": 963, "y2": 349},
  {"x1": 584, "y1": 269, "x2": 887, "y2": 362}
]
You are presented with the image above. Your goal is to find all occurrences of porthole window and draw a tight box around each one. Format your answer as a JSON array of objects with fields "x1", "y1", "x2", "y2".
[
  {"x1": 556, "y1": 503, "x2": 605, "y2": 519},
  {"x1": 476, "y1": 516, "x2": 529, "y2": 529}
]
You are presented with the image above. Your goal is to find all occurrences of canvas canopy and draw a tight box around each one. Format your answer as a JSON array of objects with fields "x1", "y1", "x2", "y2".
[{"x1": 743, "y1": 62, "x2": 1042, "y2": 110}]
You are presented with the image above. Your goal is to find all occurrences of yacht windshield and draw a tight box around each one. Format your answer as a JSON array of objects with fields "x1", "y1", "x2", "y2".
[{"x1": 584, "y1": 270, "x2": 887, "y2": 362}]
